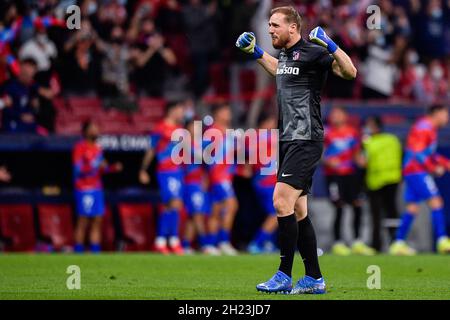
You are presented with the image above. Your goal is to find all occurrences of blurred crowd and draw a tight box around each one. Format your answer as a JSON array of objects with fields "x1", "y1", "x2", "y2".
[{"x1": 0, "y1": 0, "x2": 449, "y2": 134}]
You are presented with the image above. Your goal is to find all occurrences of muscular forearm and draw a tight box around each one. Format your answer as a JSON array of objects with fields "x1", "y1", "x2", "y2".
[
  {"x1": 309, "y1": 26, "x2": 357, "y2": 80},
  {"x1": 332, "y1": 48, "x2": 357, "y2": 80},
  {"x1": 257, "y1": 52, "x2": 278, "y2": 77},
  {"x1": 236, "y1": 32, "x2": 278, "y2": 76}
]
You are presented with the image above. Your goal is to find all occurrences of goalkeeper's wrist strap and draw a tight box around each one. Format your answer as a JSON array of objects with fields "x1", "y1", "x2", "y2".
[{"x1": 252, "y1": 45, "x2": 264, "y2": 59}]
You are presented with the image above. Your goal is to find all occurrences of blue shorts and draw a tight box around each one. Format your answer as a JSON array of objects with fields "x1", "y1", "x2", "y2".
[
  {"x1": 210, "y1": 181, "x2": 235, "y2": 204},
  {"x1": 404, "y1": 173, "x2": 441, "y2": 203},
  {"x1": 157, "y1": 171, "x2": 183, "y2": 204},
  {"x1": 253, "y1": 184, "x2": 276, "y2": 216},
  {"x1": 184, "y1": 184, "x2": 209, "y2": 215},
  {"x1": 75, "y1": 190, "x2": 105, "y2": 217}
]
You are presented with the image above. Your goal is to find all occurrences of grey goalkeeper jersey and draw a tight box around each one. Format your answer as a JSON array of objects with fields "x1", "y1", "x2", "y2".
[{"x1": 276, "y1": 38, "x2": 334, "y2": 141}]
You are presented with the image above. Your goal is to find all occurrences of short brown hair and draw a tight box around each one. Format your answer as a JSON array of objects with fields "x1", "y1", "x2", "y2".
[{"x1": 270, "y1": 6, "x2": 302, "y2": 31}]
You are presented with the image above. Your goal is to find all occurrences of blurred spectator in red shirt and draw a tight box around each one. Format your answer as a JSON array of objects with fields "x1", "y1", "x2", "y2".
[
  {"x1": 394, "y1": 48, "x2": 424, "y2": 100},
  {"x1": 419, "y1": 59, "x2": 448, "y2": 103}
]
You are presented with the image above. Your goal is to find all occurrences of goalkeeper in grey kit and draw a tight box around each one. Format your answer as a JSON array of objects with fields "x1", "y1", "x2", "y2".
[{"x1": 236, "y1": 6, "x2": 357, "y2": 294}]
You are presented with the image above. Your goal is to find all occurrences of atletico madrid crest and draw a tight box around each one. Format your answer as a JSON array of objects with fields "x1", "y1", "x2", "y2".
[{"x1": 292, "y1": 50, "x2": 300, "y2": 61}]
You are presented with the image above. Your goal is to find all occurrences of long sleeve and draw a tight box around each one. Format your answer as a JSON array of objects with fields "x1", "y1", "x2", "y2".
[{"x1": 407, "y1": 127, "x2": 438, "y2": 173}]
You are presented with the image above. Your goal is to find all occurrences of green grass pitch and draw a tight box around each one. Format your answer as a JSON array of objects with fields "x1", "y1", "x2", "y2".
[{"x1": 0, "y1": 253, "x2": 449, "y2": 300}]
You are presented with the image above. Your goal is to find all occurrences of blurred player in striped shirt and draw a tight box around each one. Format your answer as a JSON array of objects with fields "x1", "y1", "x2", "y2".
[
  {"x1": 205, "y1": 104, "x2": 239, "y2": 255},
  {"x1": 390, "y1": 104, "x2": 450, "y2": 255},
  {"x1": 323, "y1": 107, "x2": 375, "y2": 256},
  {"x1": 247, "y1": 113, "x2": 278, "y2": 254},
  {"x1": 73, "y1": 120, "x2": 122, "y2": 253},
  {"x1": 181, "y1": 119, "x2": 216, "y2": 255},
  {"x1": 139, "y1": 101, "x2": 185, "y2": 254}
]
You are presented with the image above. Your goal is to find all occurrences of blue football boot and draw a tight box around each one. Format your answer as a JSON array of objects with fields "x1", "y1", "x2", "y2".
[
  {"x1": 290, "y1": 275, "x2": 326, "y2": 294},
  {"x1": 256, "y1": 270, "x2": 292, "y2": 294}
]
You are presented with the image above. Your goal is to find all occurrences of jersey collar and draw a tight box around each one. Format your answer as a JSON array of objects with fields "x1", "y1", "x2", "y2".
[{"x1": 283, "y1": 37, "x2": 304, "y2": 54}]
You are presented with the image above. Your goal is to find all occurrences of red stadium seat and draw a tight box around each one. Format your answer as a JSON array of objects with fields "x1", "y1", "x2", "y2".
[
  {"x1": 96, "y1": 109, "x2": 131, "y2": 122},
  {"x1": 118, "y1": 203, "x2": 154, "y2": 251},
  {"x1": 138, "y1": 98, "x2": 166, "y2": 118},
  {"x1": 55, "y1": 119, "x2": 82, "y2": 135},
  {"x1": 71, "y1": 106, "x2": 102, "y2": 120},
  {"x1": 131, "y1": 114, "x2": 157, "y2": 134},
  {"x1": 97, "y1": 121, "x2": 129, "y2": 135},
  {"x1": 93, "y1": 110, "x2": 135, "y2": 134},
  {"x1": 52, "y1": 97, "x2": 67, "y2": 110},
  {"x1": 67, "y1": 97, "x2": 102, "y2": 109},
  {"x1": 55, "y1": 107, "x2": 74, "y2": 120},
  {"x1": 37, "y1": 204, "x2": 74, "y2": 251},
  {"x1": 68, "y1": 97, "x2": 103, "y2": 120},
  {"x1": 0, "y1": 205, "x2": 36, "y2": 252}
]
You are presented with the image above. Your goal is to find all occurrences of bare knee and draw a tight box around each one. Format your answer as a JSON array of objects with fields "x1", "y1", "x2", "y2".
[
  {"x1": 273, "y1": 196, "x2": 293, "y2": 217},
  {"x1": 210, "y1": 203, "x2": 222, "y2": 218},
  {"x1": 273, "y1": 183, "x2": 301, "y2": 217},
  {"x1": 406, "y1": 203, "x2": 420, "y2": 215},
  {"x1": 428, "y1": 196, "x2": 443, "y2": 210},
  {"x1": 76, "y1": 217, "x2": 89, "y2": 229},
  {"x1": 170, "y1": 199, "x2": 184, "y2": 211},
  {"x1": 91, "y1": 217, "x2": 102, "y2": 228},
  {"x1": 294, "y1": 205, "x2": 307, "y2": 221},
  {"x1": 225, "y1": 197, "x2": 238, "y2": 214},
  {"x1": 294, "y1": 196, "x2": 308, "y2": 221}
]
